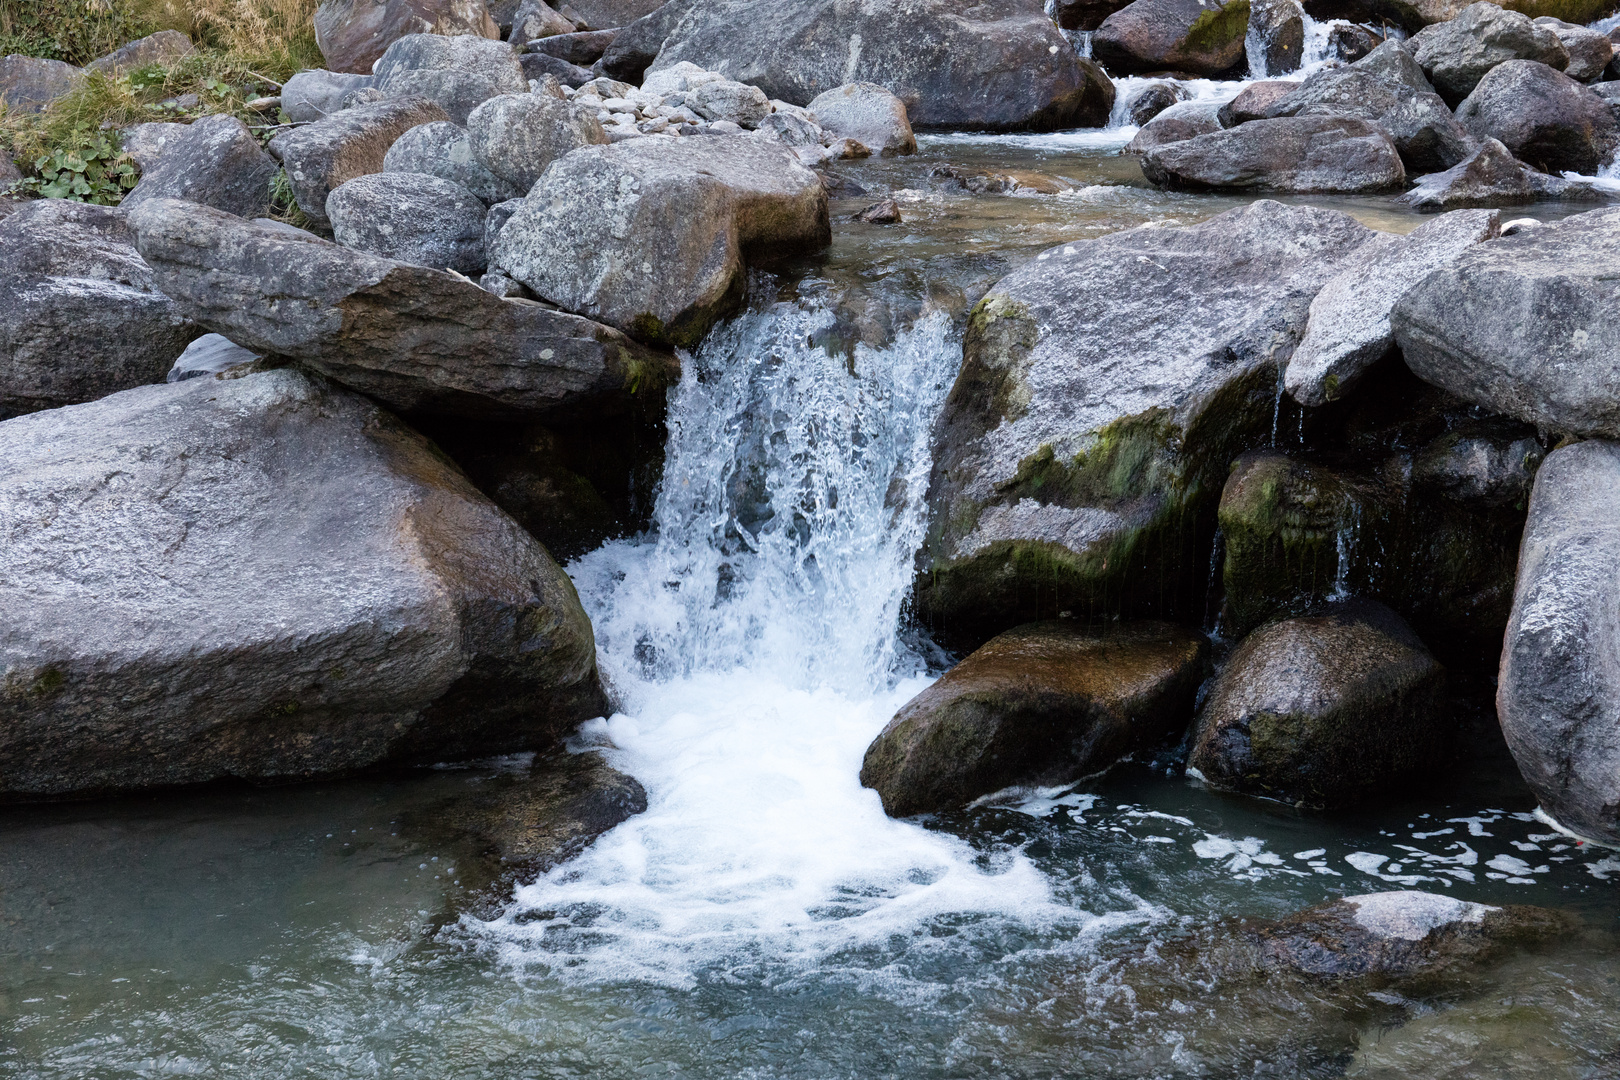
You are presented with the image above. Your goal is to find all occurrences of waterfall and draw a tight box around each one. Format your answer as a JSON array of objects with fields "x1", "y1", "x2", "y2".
[{"x1": 474, "y1": 301, "x2": 1081, "y2": 987}]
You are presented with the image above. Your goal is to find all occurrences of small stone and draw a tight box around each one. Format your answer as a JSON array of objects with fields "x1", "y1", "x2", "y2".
[{"x1": 853, "y1": 198, "x2": 901, "y2": 223}]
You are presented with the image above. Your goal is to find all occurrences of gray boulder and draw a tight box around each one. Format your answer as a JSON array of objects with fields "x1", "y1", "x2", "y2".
[
  {"x1": 372, "y1": 33, "x2": 528, "y2": 123},
  {"x1": 0, "y1": 54, "x2": 83, "y2": 113},
  {"x1": 166, "y1": 333, "x2": 262, "y2": 382},
  {"x1": 1499, "y1": 439, "x2": 1620, "y2": 845},
  {"x1": 690, "y1": 78, "x2": 773, "y2": 128},
  {"x1": 128, "y1": 198, "x2": 677, "y2": 421},
  {"x1": 327, "y1": 172, "x2": 489, "y2": 274},
  {"x1": 1392, "y1": 205, "x2": 1620, "y2": 438},
  {"x1": 118, "y1": 121, "x2": 190, "y2": 172},
  {"x1": 485, "y1": 196, "x2": 525, "y2": 251},
  {"x1": 806, "y1": 83, "x2": 916, "y2": 156},
  {"x1": 1248, "y1": 0, "x2": 1306, "y2": 75},
  {"x1": 860, "y1": 621, "x2": 1208, "y2": 816},
  {"x1": 1265, "y1": 43, "x2": 1474, "y2": 173},
  {"x1": 1533, "y1": 16, "x2": 1612, "y2": 81},
  {"x1": 85, "y1": 29, "x2": 195, "y2": 74},
  {"x1": 1140, "y1": 116, "x2": 1406, "y2": 193},
  {"x1": 1216, "y1": 79, "x2": 1294, "y2": 126},
  {"x1": 122, "y1": 114, "x2": 279, "y2": 220},
  {"x1": 1397, "y1": 135, "x2": 1598, "y2": 209},
  {"x1": 314, "y1": 0, "x2": 501, "y2": 73},
  {"x1": 1189, "y1": 599, "x2": 1448, "y2": 807},
  {"x1": 1124, "y1": 100, "x2": 1222, "y2": 153},
  {"x1": 1455, "y1": 59, "x2": 1617, "y2": 175},
  {"x1": 384, "y1": 119, "x2": 522, "y2": 203},
  {"x1": 514, "y1": 0, "x2": 578, "y2": 39},
  {"x1": 913, "y1": 200, "x2": 1375, "y2": 641},
  {"x1": 281, "y1": 69, "x2": 376, "y2": 122},
  {"x1": 1125, "y1": 80, "x2": 1189, "y2": 125},
  {"x1": 466, "y1": 92, "x2": 609, "y2": 192},
  {"x1": 548, "y1": 0, "x2": 664, "y2": 27},
  {"x1": 520, "y1": 50, "x2": 596, "y2": 85},
  {"x1": 1411, "y1": 420, "x2": 1545, "y2": 507},
  {"x1": 269, "y1": 95, "x2": 450, "y2": 226},
  {"x1": 1410, "y1": 2, "x2": 1568, "y2": 104},
  {"x1": 0, "y1": 201, "x2": 199, "y2": 419},
  {"x1": 644, "y1": 0, "x2": 1104, "y2": 131},
  {"x1": 492, "y1": 135, "x2": 829, "y2": 347},
  {"x1": 1595, "y1": 79, "x2": 1620, "y2": 124},
  {"x1": 0, "y1": 367, "x2": 607, "y2": 802},
  {"x1": 1093, "y1": 0, "x2": 1252, "y2": 76},
  {"x1": 1285, "y1": 209, "x2": 1499, "y2": 406},
  {"x1": 524, "y1": 29, "x2": 618, "y2": 64},
  {"x1": 598, "y1": 0, "x2": 696, "y2": 82}
]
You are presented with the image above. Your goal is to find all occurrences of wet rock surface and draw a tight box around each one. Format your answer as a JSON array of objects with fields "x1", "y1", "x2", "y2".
[
  {"x1": 0, "y1": 368, "x2": 608, "y2": 802},
  {"x1": 1249, "y1": 0, "x2": 1307, "y2": 75},
  {"x1": 1499, "y1": 439, "x2": 1620, "y2": 845},
  {"x1": 860, "y1": 621, "x2": 1208, "y2": 816},
  {"x1": 1393, "y1": 205, "x2": 1620, "y2": 439},
  {"x1": 1396, "y1": 134, "x2": 1598, "y2": 209},
  {"x1": 128, "y1": 198, "x2": 675, "y2": 422},
  {"x1": 1189, "y1": 599, "x2": 1448, "y2": 807},
  {"x1": 1141, "y1": 116, "x2": 1406, "y2": 193},
  {"x1": 915, "y1": 200, "x2": 1374, "y2": 645},
  {"x1": 1093, "y1": 0, "x2": 1252, "y2": 76},
  {"x1": 0, "y1": 200, "x2": 200, "y2": 419},
  {"x1": 1126, "y1": 100, "x2": 1224, "y2": 152}
]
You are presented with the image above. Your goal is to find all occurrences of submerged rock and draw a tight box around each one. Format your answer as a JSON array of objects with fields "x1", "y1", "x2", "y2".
[
  {"x1": 1092, "y1": 0, "x2": 1251, "y2": 77},
  {"x1": 1409, "y1": 2, "x2": 1568, "y2": 104},
  {"x1": 1396, "y1": 135, "x2": 1596, "y2": 209},
  {"x1": 1140, "y1": 116, "x2": 1406, "y2": 193},
  {"x1": 492, "y1": 135, "x2": 828, "y2": 348},
  {"x1": 269, "y1": 95, "x2": 450, "y2": 227},
  {"x1": 1285, "y1": 208, "x2": 1499, "y2": 407},
  {"x1": 314, "y1": 0, "x2": 501, "y2": 73},
  {"x1": 128, "y1": 198, "x2": 674, "y2": 422},
  {"x1": 122, "y1": 114, "x2": 279, "y2": 221},
  {"x1": 0, "y1": 201, "x2": 199, "y2": 419},
  {"x1": 860, "y1": 621, "x2": 1208, "y2": 816},
  {"x1": 0, "y1": 368, "x2": 607, "y2": 802},
  {"x1": 1499, "y1": 439, "x2": 1620, "y2": 845},
  {"x1": 1392, "y1": 205, "x2": 1620, "y2": 439},
  {"x1": 914, "y1": 200, "x2": 1374, "y2": 643},
  {"x1": 1454, "y1": 59, "x2": 1618, "y2": 175},
  {"x1": 643, "y1": 0, "x2": 1100, "y2": 131},
  {"x1": 1189, "y1": 599, "x2": 1447, "y2": 807}
]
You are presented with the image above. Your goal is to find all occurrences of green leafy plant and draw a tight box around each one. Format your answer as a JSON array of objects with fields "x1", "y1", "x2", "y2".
[{"x1": 11, "y1": 128, "x2": 137, "y2": 204}]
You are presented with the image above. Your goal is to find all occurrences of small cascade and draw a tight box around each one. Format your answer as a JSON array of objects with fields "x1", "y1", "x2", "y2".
[{"x1": 1328, "y1": 504, "x2": 1362, "y2": 600}]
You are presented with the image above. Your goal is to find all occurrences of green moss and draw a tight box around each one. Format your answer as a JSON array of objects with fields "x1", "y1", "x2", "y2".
[
  {"x1": 30, "y1": 667, "x2": 64, "y2": 697},
  {"x1": 962, "y1": 294, "x2": 1038, "y2": 425},
  {"x1": 1000, "y1": 409, "x2": 1178, "y2": 509},
  {"x1": 1181, "y1": 0, "x2": 1251, "y2": 55}
]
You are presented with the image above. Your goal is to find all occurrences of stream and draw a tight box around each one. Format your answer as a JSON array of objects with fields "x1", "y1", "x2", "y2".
[{"x1": 6, "y1": 70, "x2": 1620, "y2": 1078}]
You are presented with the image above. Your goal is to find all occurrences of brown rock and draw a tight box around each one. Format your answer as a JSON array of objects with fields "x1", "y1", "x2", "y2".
[{"x1": 315, "y1": 0, "x2": 501, "y2": 73}]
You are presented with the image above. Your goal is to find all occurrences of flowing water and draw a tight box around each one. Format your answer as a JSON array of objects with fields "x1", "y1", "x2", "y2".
[{"x1": 6, "y1": 102, "x2": 1620, "y2": 1078}]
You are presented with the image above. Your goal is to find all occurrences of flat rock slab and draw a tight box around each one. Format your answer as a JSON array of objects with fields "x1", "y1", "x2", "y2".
[
  {"x1": 1141, "y1": 116, "x2": 1406, "y2": 193},
  {"x1": 1499, "y1": 439, "x2": 1620, "y2": 845},
  {"x1": 861, "y1": 620, "x2": 1208, "y2": 816},
  {"x1": 1392, "y1": 205, "x2": 1620, "y2": 438},
  {"x1": 0, "y1": 200, "x2": 199, "y2": 419},
  {"x1": 1286, "y1": 208, "x2": 1499, "y2": 406},
  {"x1": 492, "y1": 134, "x2": 828, "y2": 347},
  {"x1": 0, "y1": 367, "x2": 607, "y2": 801},
  {"x1": 915, "y1": 200, "x2": 1374, "y2": 643},
  {"x1": 128, "y1": 197, "x2": 676, "y2": 422}
]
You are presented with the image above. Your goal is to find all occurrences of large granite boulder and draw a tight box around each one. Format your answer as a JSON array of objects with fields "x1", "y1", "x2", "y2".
[
  {"x1": 806, "y1": 83, "x2": 918, "y2": 156},
  {"x1": 466, "y1": 92, "x2": 608, "y2": 191},
  {"x1": 85, "y1": 30, "x2": 195, "y2": 74},
  {"x1": 1454, "y1": 59, "x2": 1617, "y2": 174},
  {"x1": 642, "y1": 0, "x2": 1103, "y2": 130},
  {"x1": 383, "y1": 119, "x2": 522, "y2": 203},
  {"x1": 1285, "y1": 208, "x2": 1499, "y2": 406},
  {"x1": 913, "y1": 200, "x2": 1375, "y2": 643},
  {"x1": 1248, "y1": 0, "x2": 1306, "y2": 75},
  {"x1": 1392, "y1": 206, "x2": 1620, "y2": 439},
  {"x1": 1534, "y1": 16, "x2": 1613, "y2": 80},
  {"x1": 327, "y1": 172, "x2": 489, "y2": 274},
  {"x1": 860, "y1": 621, "x2": 1208, "y2": 816},
  {"x1": 315, "y1": 0, "x2": 501, "y2": 73},
  {"x1": 372, "y1": 33, "x2": 528, "y2": 123},
  {"x1": 1410, "y1": 1, "x2": 1568, "y2": 104},
  {"x1": 1189, "y1": 599, "x2": 1448, "y2": 806},
  {"x1": 1499, "y1": 439, "x2": 1620, "y2": 845},
  {"x1": 0, "y1": 368, "x2": 607, "y2": 802},
  {"x1": 1263, "y1": 42, "x2": 1474, "y2": 173},
  {"x1": 0, "y1": 201, "x2": 199, "y2": 419},
  {"x1": 1140, "y1": 116, "x2": 1406, "y2": 193},
  {"x1": 514, "y1": 0, "x2": 578, "y2": 39},
  {"x1": 121, "y1": 114, "x2": 279, "y2": 221},
  {"x1": 1093, "y1": 0, "x2": 1252, "y2": 77},
  {"x1": 526, "y1": 28, "x2": 619, "y2": 64},
  {"x1": 492, "y1": 135, "x2": 829, "y2": 347},
  {"x1": 1397, "y1": 135, "x2": 1597, "y2": 209},
  {"x1": 282, "y1": 69, "x2": 376, "y2": 123},
  {"x1": 128, "y1": 198, "x2": 675, "y2": 422},
  {"x1": 269, "y1": 95, "x2": 450, "y2": 227},
  {"x1": 0, "y1": 54, "x2": 83, "y2": 114}
]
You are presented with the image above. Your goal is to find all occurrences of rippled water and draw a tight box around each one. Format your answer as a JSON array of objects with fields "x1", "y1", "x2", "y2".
[{"x1": 3, "y1": 130, "x2": 1618, "y2": 1077}]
